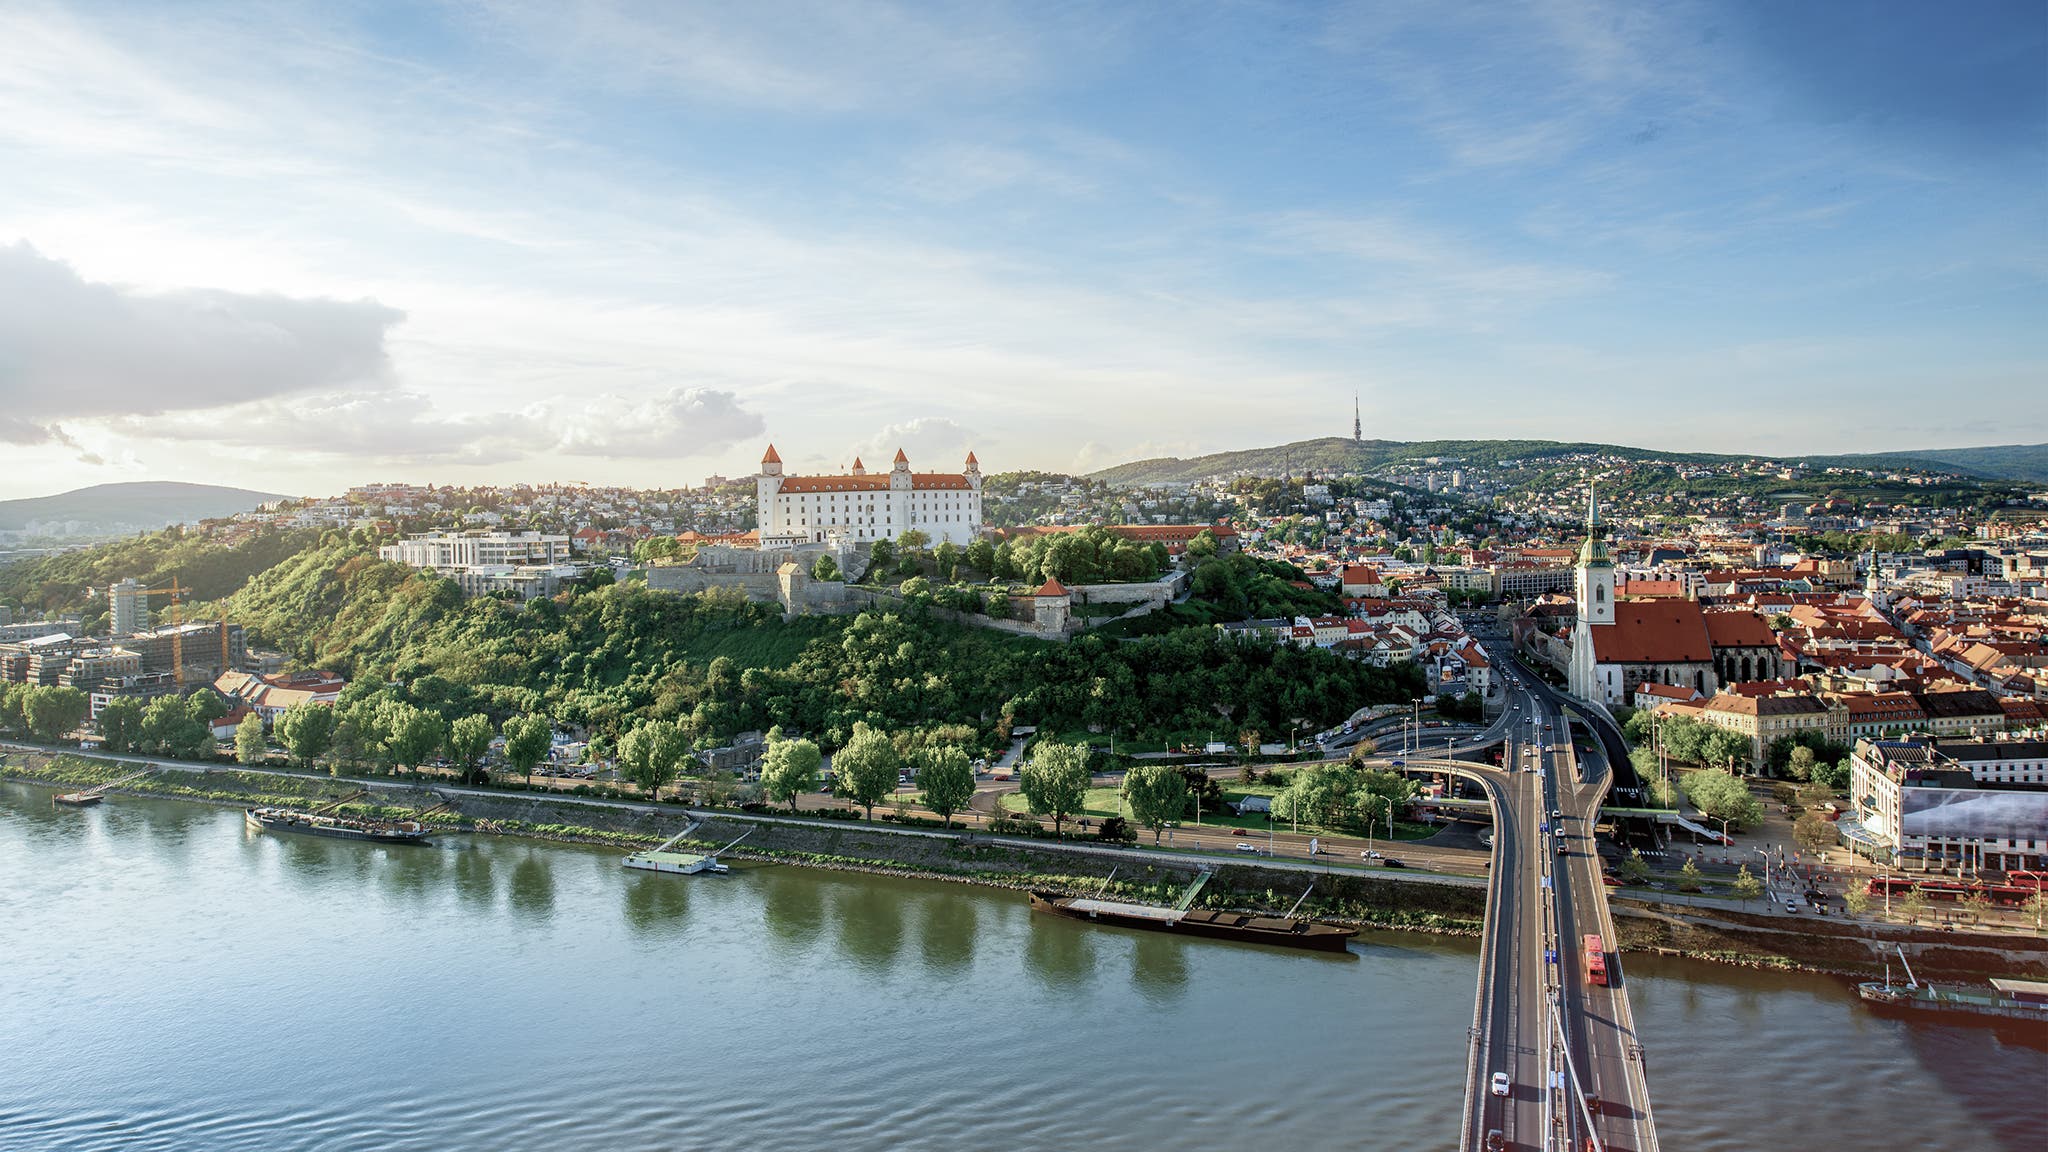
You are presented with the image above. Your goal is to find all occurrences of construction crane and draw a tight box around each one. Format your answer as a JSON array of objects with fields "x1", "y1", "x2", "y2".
[{"x1": 137, "y1": 578, "x2": 233, "y2": 689}]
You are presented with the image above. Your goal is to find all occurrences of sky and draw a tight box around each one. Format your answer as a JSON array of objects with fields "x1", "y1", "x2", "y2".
[{"x1": 1, "y1": 0, "x2": 2043, "y2": 500}]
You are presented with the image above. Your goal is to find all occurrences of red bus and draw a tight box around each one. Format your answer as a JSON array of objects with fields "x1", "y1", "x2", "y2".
[
  {"x1": 1864, "y1": 876, "x2": 2039, "y2": 907},
  {"x1": 1583, "y1": 934, "x2": 1608, "y2": 986}
]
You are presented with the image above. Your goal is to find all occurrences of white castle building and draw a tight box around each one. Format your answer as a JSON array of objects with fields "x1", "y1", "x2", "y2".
[{"x1": 755, "y1": 445, "x2": 985, "y2": 548}]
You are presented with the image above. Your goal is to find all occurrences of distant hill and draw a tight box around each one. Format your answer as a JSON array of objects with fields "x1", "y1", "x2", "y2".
[
  {"x1": 0, "y1": 482, "x2": 289, "y2": 535},
  {"x1": 1086, "y1": 437, "x2": 2048, "y2": 487},
  {"x1": 1085, "y1": 437, "x2": 1728, "y2": 486},
  {"x1": 1802, "y1": 444, "x2": 2048, "y2": 485}
]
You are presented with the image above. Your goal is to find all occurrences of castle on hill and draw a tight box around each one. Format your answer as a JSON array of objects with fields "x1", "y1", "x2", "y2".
[{"x1": 755, "y1": 445, "x2": 985, "y2": 549}]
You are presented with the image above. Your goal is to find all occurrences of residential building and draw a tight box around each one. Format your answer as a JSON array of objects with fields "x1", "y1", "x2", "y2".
[
  {"x1": 1697, "y1": 691, "x2": 1848, "y2": 772},
  {"x1": 109, "y1": 578, "x2": 148, "y2": 637},
  {"x1": 380, "y1": 530, "x2": 573, "y2": 569}
]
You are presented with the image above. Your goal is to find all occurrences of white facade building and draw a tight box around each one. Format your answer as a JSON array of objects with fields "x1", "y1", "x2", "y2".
[
  {"x1": 379, "y1": 530, "x2": 573, "y2": 569},
  {"x1": 755, "y1": 446, "x2": 984, "y2": 548}
]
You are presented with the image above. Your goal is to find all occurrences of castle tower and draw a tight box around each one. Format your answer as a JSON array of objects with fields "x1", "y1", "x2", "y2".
[
  {"x1": 1575, "y1": 483, "x2": 1614, "y2": 627},
  {"x1": 964, "y1": 450, "x2": 981, "y2": 490},
  {"x1": 890, "y1": 448, "x2": 911, "y2": 491},
  {"x1": 756, "y1": 445, "x2": 785, "y2": 538},
  {"x1": 851, "y1": 456, "x2": 865, "y2": 477}
]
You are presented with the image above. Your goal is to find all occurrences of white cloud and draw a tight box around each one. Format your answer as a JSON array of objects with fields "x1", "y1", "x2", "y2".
[
  {"x1": 553, "y1": 387, "x2": 767, "y2": 457},
  {"x1": 845, "y1": 418, "x2": 983, "y2": 471},
  {"x1": 0, "y1": 242, "x2": 403, "y2": 444},
  {"x1": 129, "y1": 384, "x2": 766, "y2": 466}
]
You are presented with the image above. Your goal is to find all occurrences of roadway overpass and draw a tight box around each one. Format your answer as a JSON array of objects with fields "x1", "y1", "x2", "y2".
[{"x1": 1451, "y1": 650, "x2": 1660, "y2": 1152}]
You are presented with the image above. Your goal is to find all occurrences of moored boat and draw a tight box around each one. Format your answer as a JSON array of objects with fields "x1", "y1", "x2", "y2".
[
  {"x1": 53, "y1": 792, "x2": 104, "y2": 807},
  {"x1": 624, "y1": 826, "x2": 749, "y2": 875},
  {"x1": 244, "y1": 803, "x2": 432, "y2": 844},
  {"x1": 1857, "y1": 946, "x2": 2048, "y2": 1027},
  {"x1": 1028, "y1": 871, "x2": 1356, "y2": 953}
]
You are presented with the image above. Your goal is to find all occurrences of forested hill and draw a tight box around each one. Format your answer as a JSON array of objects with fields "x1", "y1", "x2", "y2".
[
  {"x1": 222, "y1": 535, "x2": 1421, "y2": 754},
  {"x1": 0, "y1": 526, "x2": 323, "y2": 632},
  {"x1": 1085, "y1": 436, "x2": 2047, "y2": 486},
  {"x1": 0, "y1": 482, "x2": 286, "y2": 534},
  {"x1": 1801, "y1": 444, "x2": 2048, "y2": 485},
  {"x1": 1086, "y1": 437, "x2": 1726, "y2": 485}
]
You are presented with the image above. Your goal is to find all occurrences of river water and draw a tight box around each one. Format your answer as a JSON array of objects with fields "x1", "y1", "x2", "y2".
[{"x1": 3, "y1": 785, "x2": 2042, "y2": 1151}]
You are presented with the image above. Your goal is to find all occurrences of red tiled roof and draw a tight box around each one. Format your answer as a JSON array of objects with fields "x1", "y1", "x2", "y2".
[
  {"x1": 1703, "y1": 610, "x2": 1777, "y2": 650},
  {"x1": 762, "y1": 444, "x2": 781, "y2": 464},
  {"x1": 1035, "y1": 577, "x2": 1068, "y2": 597},
  {"x1": 1588, "y1": 599, "x2": 1714, "y2": 664}
]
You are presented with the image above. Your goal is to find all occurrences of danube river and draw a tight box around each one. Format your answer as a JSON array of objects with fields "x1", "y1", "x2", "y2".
[{"x1": 4, "y1": 786, "x2": 2042, "y2": 1151}]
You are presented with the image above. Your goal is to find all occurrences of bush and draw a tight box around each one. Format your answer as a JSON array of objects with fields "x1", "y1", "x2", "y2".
[{"x1": 1095, "y1": 816, "x2": 1137, "y2": 843}]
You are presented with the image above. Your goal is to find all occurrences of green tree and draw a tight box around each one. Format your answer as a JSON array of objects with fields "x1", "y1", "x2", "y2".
[
  {"x1": 24, "y1": 685, "x2": 90, "y2": 743},
  {"x1": 185, "y1": 690, "x2": 229, "y2": 724},
  {"x1": 1682, "y1": 768, "x2": 1764, "y2": 830},
  {"x1": 618, "y1": 718, "x2": 688, "y2": 798},
  {"x1": 832, "y1": 721, "x2": 901, "y2": 821},
  {"x1": 1843, "y1": 885, "x2": 1870, "y2": 918},
  {"x1": 1731, "y1": 863, "x2": 1762, "y2": 907},
  {"x1": 449, "y1": 713, "x2": 494, "y2": 784},
  {"x1": 1678, "y1": 858, "x2": 1703, "y2": 893},
  {"x1": 141, "y1": 694, "x2": 207, "y2": 758},
  {"x1": 810, "y1": 553, "x2": 841, "y2": 582},
  {"x1": 1187, "y1": 529, "x2": 1219, "y2": 559},
  {"x1": 760, "y1": 733, "x2": 824, "y2": 812},
  {"x1": 1619, "y1": 848, "x2": 1652, "y2": 885},
  {"x1": 274, "y1": 703, "x2": 336, "y2": 769},
  {"x1": 1793, "y1": 812, "x2": 1836, "y2": 855},
  {"x1": 1900, "y1": 885, "x2": 1929, "y2": 925},
  {"x1": 381, "y1": 701, "x2": 448, "y2": 769},
  {"x1": 916, "y1": 745, "x2": 975, "y2": 828},
  {"x1": 234, "y1": 713, "x2": 267, "y2": 764},
  {"x1": 0, "y1": 683, "x2": 26, "y2": 735},
  {"x1": 1787, "y1": 744, "x2": 1817, "y2": 782},
  {"x1": 964, "y1": 538, "x2": 995, "y2": 574},
  {"x1": 1122, "y1": 762, "x2": 1191, "y2": 843},
  {"x1": 897, "y1": 529, "x2": 930, "y2": 554},
  {"x1": 501, "y1": 714, "x2": 553, "y2": 785},
  {"x1": 1019, "y1": 739, "x2": 1090, "y2": 837},
  {"x1": 96, "y1": 695, "x2": 145, "y2": 754}
]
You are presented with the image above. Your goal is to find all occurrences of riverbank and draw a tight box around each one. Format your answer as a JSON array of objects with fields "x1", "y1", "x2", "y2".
[
  {"x1": 10, "y1": 749, "x2": 2045, "y2": 978},
  {"x1": 1, "y1": 750, "x2": 1484, "y2": 935}
]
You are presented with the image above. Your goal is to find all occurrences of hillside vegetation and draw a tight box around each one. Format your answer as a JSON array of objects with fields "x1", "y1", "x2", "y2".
[
  {"x1": 221, "y1": 535, "x2": 1419, "y2": 754},
  {"x1": 0, "y1": 525, "x2": 321, "y2": 629}
]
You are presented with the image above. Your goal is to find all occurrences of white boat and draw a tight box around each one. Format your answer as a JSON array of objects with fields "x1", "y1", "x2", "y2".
[{"x1": 623, "y1": 826, "x2": 749, "y2": 875}]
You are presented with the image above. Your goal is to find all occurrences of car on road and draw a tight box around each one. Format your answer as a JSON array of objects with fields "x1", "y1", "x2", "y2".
[
  {"x1": 1484, "y1": 1129, "x2": 1505, "y2": 1152},
  {"x1": 1550, "y1": 808, "x2": 1562, "y2": 822},
  {"x1": 1232, "y1": 827, "x2": 1248, "y2": 836},
  {"x1": 1556, "y1": 840, "x2": 1568, "y2": 855},
  {"x1": 1235, "y1": 843, "x2": 1258, "y2": 854},
  {"x1": 1362, "y1": 850, "x2": 1383, "y2": 859},
  {"x1": 1785, "y1": 900, "x2": 1798, "y2": 913},
  {"x1": 1380, "y1": 858, "x2": 1406, "y2": 868},
  {"x1": 1490, "y1": 1072, "x2": 1511, "y2": 1097}
]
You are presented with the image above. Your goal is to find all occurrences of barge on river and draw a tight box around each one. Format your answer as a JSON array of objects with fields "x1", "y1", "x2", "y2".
[
  {"x1": 245, "y1": 789, "x2": 435, "y2": 844},
  {"x1": 1028, "y1": 871, "x2": 1356, "y2": 953},
  {"x1": 1858, "y1": 946, "x2": 2048, "y2": 1027}
]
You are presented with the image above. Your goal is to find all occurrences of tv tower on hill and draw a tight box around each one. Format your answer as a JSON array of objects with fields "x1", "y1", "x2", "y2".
[{"x1": 1353, "y1": 394, "x2": 1362, "y2": 442}]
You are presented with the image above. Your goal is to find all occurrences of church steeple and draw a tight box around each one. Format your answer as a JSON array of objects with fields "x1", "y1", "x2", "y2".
[{"x1": 1576, "y1": 482, "x2": 1614, "y2": 626}]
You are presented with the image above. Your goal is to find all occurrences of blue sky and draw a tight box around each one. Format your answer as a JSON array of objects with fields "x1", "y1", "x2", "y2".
[{"x1": 0, "y1": 0, "x2": 2042, "y2": 499}]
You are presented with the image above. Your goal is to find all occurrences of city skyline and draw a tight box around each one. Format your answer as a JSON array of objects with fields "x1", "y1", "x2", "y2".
[{"x1": 2, "y1": 1, "x2": 2044, "y2": 502}]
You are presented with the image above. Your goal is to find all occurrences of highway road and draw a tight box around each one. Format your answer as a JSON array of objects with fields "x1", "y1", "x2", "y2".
[{"x1": 1462, "y1": 653, "x2": 1659, "y2": 1152}]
